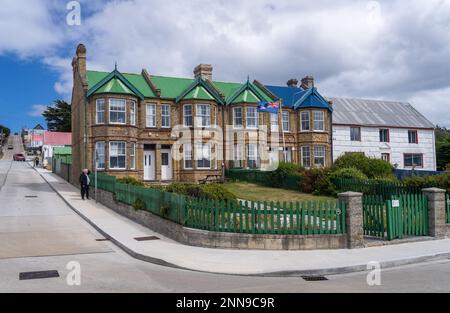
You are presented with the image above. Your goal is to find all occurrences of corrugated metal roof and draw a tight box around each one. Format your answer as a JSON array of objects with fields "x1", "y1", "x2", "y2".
[{"x1": 328, "y1": 97, "x2": 434, "y2": 129}]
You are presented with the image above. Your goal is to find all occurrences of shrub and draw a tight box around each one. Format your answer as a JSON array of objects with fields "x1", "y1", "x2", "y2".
[
  {"x1": 164, "y1": 182, "x2": 237, "y2": 202},
  {"x1": 301, "y1": 168, "x2": 336, "y2": 196},
  {"x1": 333, "y1": 154, "x2": 393, "y2": 178},
  {"x1": 117, "y1": 176, "x2": 144, "y2": 186},
  {"x1": 329, "y1": 167, "x2": 368, "y2": 180},
  {"x1": 267, "y1": 162, "x2": 303, "y2": 188},
  {"x1": 132, "y1": 198, "x2": 145, "y2": 211},
  {"x1": 402, "y1": 172, "x2": 450, "y2": 192}
]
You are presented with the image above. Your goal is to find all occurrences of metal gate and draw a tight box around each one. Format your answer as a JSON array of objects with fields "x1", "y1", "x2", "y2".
[{"x1": 363, "y1": 194, "x2": 429, "y2": 241}]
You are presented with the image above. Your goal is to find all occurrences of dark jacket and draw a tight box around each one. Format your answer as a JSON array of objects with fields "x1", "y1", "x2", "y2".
[{"x1": 79, "y1": 173, "x2": 89, "y2": 186}]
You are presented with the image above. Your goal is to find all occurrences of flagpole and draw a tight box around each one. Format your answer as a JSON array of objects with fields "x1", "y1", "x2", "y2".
[{"x1": 279, "y1": 99, "x2": 287, "y2": 162}]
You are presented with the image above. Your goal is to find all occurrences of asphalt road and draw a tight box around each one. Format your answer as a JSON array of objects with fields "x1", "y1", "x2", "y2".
[{"x1": 0, "y1": 137, "x2": 449, "y2": 293}]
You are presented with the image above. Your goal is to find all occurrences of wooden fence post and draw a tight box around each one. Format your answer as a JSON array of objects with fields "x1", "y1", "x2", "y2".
[{"x1": 339, "y1": 191, "x2": 364, "y2": 249}]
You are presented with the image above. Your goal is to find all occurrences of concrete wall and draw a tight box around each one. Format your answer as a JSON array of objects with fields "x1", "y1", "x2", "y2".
[
  {"x1": 332, "y1": 125, "x2": 436, "y2": 170},
  {"x1": 93, "y1": 188, "x2": 347, "y2": 250}
]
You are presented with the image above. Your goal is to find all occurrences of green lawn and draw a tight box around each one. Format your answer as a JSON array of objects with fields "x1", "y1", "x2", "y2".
[{"x1": 223, "y1": 182, "x2": 336, "y2": 203}]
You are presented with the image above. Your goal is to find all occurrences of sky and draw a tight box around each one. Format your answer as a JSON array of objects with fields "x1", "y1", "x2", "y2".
[{"x1": 0, "y1": 0, "x2": 450, "y2": 132}]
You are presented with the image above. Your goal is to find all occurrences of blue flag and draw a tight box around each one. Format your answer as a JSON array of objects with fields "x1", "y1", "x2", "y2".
[{"x1": 258, "y1": 101, "x2": 280, "y2": 113}]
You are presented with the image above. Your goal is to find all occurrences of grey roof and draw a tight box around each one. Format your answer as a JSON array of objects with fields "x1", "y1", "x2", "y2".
[{"x1": 328, "y1": 97, "x2": 435, "y2": 129}]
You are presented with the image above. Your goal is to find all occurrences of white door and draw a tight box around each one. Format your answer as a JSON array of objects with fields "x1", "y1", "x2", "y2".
[
  {"x1": 144, "y1": 151, "x2": 155, "y2": 181},
  {"x1": 161, "y1": 149, "x2": 172, "y2": 180}
]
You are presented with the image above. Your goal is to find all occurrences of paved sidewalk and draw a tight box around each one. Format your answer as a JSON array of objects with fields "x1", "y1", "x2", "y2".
[{"x1": 35, "y1": 167, "x2": 450, "y2": 276}]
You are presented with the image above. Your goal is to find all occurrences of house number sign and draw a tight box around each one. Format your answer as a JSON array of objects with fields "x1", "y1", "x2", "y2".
[{"x1": 392, "y1": 200, "x2": 400, "y2": 208}]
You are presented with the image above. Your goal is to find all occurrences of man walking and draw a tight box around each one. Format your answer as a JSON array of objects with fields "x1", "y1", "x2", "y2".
[{"x1": 79, "y1": 169, "x2": 90, "y2": 200}]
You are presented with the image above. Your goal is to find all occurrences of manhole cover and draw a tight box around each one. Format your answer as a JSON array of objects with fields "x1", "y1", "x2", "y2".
[
  {"x1": 19, "y1": 270, "x2": 59, "y2": 280},
  {"x1": 134, "y1": 236, "x2": 160, "y2": 241},
  {"x1": 301, "y1": 275, "x2": 328, "y2": 281}
]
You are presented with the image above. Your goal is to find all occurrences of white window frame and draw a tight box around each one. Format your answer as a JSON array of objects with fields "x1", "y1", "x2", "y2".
[
  {"x1": 350, "y1": 127, "x2": 361, "y2": 141},
  {"x1": 301, "y1": 146, "x2": 311, "y2": 168},
  {"x1": 109, "y1": 99, "x2": 126, "y2": 125},
  {"x1": 183, "y1": 104, "x2": 193, "y2": 127},
  {"x1": 313, "y1": 111, "x2": 325, "y2": 131},
  {"x1": 184, "y1": 144, "x2": 193, "y2": 170},
  {"x1": 130, "y1": 101, "x2": 136, "y2": 126},
  {"x1": 195, "y1": 143, "x2": 211, "y2": 169},
  {"x1": 161, "y1": 104, "x2": 171, "y2": 128},
  {"x1": 314, "y1": 145, "x2": 326, "y2": 167},
  {"x1": 270, "y1": 113, "x2": 278, "y2": 132},
  {"x1": 109, "y1": 141, "x2": 127, "y2": 170},
  {"x1": 282, "y1": 111, "x2": 290, "y2": 132},
  {"x1": 146, "y1": 103, "x2": 156, "y2": 128},
  {"x1": 247, "y1": 144, "x2": 259, "y2": 168},
  {"x1": 196, "y1": 104, "x2": 211, "y2": 127},
  {"x1": 246, "y1": 107, "x2": 258, "y2": 129},
  {"x1": 96, "y1": 99, "x2": 105, "y2": 124},
  {"x1": 300, "y1": 111, "x2": 310, "y2": 131},
  {"x1": 130, "y1": 143, "x2": 136, "y2": 170},
  {"x1": 233, "y1": 107, "x2": 243, "y2": 128},
  {"x1": 95, "y1": 141, "x2": 105, "y2": 170},
  {"x1": 233, "y1": 143, "x2": 243, "y2": 168}
]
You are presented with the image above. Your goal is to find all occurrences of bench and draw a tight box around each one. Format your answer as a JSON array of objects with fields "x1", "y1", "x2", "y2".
[{"x1": 199, "y1": 175, "x2": 224, "y2": 184}]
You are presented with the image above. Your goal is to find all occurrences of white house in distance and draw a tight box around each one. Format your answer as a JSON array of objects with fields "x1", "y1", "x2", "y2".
[{"x1": 330, "y1": 97, "x2": 436, "y2": 171}]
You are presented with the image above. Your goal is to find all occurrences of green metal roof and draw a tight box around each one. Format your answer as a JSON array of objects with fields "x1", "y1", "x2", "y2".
[{"x1": 86, "y1": 70, "x2": 275, "y2": 104}]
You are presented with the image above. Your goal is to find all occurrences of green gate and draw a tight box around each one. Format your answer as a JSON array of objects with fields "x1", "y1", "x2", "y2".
[{"x1": 363, "y1": 194, "x2": 429, "y2": 240}]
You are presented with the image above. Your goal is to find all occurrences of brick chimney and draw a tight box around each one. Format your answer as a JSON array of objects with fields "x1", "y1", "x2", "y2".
[
  {"x1": 300, "y1": 76, "x2": 314, "y2": 89},
  {"x1": 72, "y1": 43, "x2": 87, "y2": 81},
  {"x1": 287, "y1": 79, "x2": 298, "y2": 88},
  {"x1": 194, "y1": 64, "x2": 213, "y2": 81}
]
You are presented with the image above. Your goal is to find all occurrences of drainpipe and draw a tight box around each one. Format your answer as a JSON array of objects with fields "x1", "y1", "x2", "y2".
[
  {"x1": 221, "y1": 105, "x2": 226, "y2": 178},
  {"x1": 84, "y1": 94, "x2": 88, "y2": 170}
]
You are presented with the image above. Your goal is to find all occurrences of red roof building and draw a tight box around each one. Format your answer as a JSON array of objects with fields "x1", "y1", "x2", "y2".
[{"x1": 43, "y1": 132, "x2": 72, "y2": 146}]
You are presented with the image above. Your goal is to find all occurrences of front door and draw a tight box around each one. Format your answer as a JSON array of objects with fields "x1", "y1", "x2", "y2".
[
  {"x1": 144, "y1": 150, "x2": 155, "y2": 181},
  {"x1": 161, "y1": 149, "x2": 172, "y2": 181}
]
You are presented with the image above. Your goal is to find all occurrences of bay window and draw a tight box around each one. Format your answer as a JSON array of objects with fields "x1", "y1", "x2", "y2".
[
  {"x1": 196, "y1": 143, "x2": 211, "y2": 169},
  {"x1": 184, "y1": 144, "x2": 193, "y2": 169},
  {"x1": 96, "y1": 99, "x2": 105, "y2": 124},
  {"x1": 314, "y1": 145, "x2": 326, "y2": 167},
  {"x1": 233, "y1": 107, "x2": 243, "y2": 128},
  {"x1": 247, "y1": 144, "x2": 259, "y2": 168},
  {"x1": 183, "y1": 104, "x2": 193, "y2": 127},
  {"x1": 94, "y1": 141, "x2": 105, "y2": 169},
  {"x1": 109, "y1": 99, "x2": 126, "y2": 124},
  {"x1": 300, "y1": 111, "x2": 310, "y2": 131},
  {"x1": 246, "y1": 107, "x2": 258, "y2": 129},
  {"x1": 196, "y1": 104, "x2": 211, "y2": 127},
  {"x1": 109, "y1": 141, "x2": 126, "y2": 169},
  {"x1": 313, "y1": 111, "x2": 324, "y2": 131}
]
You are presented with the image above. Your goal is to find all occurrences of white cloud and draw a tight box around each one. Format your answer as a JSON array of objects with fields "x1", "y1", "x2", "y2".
[
  {"x1": 28, "y1": 104, "x2": 47, "y2": 117},
  {"x1": 2, "y1": 0, "x2": 450, "y2": 126}
]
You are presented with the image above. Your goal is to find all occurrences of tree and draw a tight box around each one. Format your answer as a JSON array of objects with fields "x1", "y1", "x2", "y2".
[
  {"x1": 435, "y1": 125, "x2": 450, "y2": 171},
  {"x1": 42, "y1": 100, "x2": 71, "y2": 132},
  {"x1": 0, "y1": 125, "x2": 11, "y2": 137}
]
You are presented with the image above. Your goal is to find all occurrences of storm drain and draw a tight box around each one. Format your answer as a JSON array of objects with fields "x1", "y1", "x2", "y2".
[
  {"x1": 301, "y1": 275, "x2": 328, "y2": 281},
  {"x1": 24, "y1": 196, "x2": 38, "y2": 198},
  {"x1": 134, "y1": 236, "x2": 160, "y2": 241},
  {"x1": 19, "y1": 270, "x2": 60, "y2": 281}
]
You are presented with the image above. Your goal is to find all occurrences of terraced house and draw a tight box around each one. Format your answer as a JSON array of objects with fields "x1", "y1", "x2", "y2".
[{"x1": 71, "y1": 44, "x2": 333, "y2": 183}]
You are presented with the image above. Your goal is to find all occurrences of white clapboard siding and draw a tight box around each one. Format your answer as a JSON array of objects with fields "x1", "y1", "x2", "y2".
[{"x1": 332, "y1": 125, "x2": 436, "y2": 171}]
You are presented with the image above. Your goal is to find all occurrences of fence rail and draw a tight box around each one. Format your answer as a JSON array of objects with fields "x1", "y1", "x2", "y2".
[{"x1": 186, "y1": 199, "x2": 346, "y2": 235}]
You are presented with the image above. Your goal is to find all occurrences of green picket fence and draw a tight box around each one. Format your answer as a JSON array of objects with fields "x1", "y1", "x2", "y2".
[
  {"x1": 362, "y1": 195, "x2": 386, "y2": 238},
  {"x1": 185, "y1": 199, "x2": 347, "y2": 235},
  {"x1": 334, "y1": 178, "x2": 420, "y2": 199},
  {"x1": 445, "y1": 192, "x2": 450, "y2": 224},
  {"x1": 387, "y1": 194, "x2": 428, "y2": 240},
  {"x1": 114, "y1": 182, "x2": 186, "y2": 224},
  {"x1": 363, "y1": 194, "x2": 429, "y2": 240}
]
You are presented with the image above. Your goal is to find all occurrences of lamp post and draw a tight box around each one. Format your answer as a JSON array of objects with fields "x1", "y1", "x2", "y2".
[{"x1": 94, "y1": 148, "x2": 98, "y2": 203}]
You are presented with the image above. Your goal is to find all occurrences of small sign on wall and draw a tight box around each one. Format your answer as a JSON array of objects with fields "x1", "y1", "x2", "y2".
[{"x1": 392, "y1": 200, "x2": 400, "y2": 208}]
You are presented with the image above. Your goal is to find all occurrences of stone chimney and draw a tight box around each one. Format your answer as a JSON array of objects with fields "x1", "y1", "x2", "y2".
[
  {"x1": 287, "y1": 79, "x2": 298, "y2": 88},
  {"x1": 300, "y1": 76, "x2": 314, "y2": 89},
  {"x1": 73, "y1": 43, "x2": 87, "y2": 81},
  {"x1": 194, "y1": 64, "x2": 213, "y2": 81}
]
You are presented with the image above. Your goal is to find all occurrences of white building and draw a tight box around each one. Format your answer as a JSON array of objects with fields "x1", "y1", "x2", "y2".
[{"x1": 330, "y1": 97, "x2": 436, "y2": 171}]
